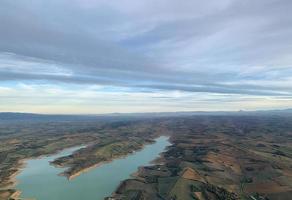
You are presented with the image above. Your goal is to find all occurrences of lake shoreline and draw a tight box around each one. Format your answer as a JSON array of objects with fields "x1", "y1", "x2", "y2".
[
  {"x1": 2, "y1": 145, "x2": 86, "y2": 200},
  {"x1": 11, "y1": 136, "x2": 170, "y2": 200},
  {"x1": 53, "y1": 139, "x2": 159, "y2": 180},
  {"x1": 106, "y1": 136, "x2": 171, "y2": 199}
]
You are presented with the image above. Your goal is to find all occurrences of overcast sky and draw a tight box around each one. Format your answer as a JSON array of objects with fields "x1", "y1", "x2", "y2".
[{"x1": 0, "y1": 0, "x2": 292, "y2": 114}]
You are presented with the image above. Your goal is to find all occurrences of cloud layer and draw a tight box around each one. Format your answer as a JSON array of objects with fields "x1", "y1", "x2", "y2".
[{"x1": 0, "y1": 0, "x2": 292, "y2": 113}]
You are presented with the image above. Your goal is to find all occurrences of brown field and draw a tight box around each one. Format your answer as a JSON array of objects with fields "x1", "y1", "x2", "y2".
[{"x1": 1, "y1": 114, "x2": 292, "y2": 200}]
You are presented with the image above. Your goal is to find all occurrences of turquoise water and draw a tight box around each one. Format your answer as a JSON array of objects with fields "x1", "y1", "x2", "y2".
[{"x1": 16, "y1": 136, "x2": 170, "y2": 200}]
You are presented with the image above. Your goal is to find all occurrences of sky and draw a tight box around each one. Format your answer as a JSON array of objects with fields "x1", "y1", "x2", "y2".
[{"x1": 0, "y1": 0, "x2": 292, "y2": 114}]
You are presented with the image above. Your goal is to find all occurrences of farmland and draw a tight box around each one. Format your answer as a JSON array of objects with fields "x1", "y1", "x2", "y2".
[
  {"x1": 0, "y1": 113, "x2": 292, "y2": 199},
  {"x1": 108, "y1": 115, "x2": 292, "y2": 200}
]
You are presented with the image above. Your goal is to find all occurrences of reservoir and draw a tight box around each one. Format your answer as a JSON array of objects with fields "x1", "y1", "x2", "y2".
[{"x1": 15, "y1": 136, "x2": 170, "y2": 200}]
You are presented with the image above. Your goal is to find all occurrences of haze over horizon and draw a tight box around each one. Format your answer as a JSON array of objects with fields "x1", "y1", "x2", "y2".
[{"x1": 1, "y1": 0, "x2": 292, "y2": 114}]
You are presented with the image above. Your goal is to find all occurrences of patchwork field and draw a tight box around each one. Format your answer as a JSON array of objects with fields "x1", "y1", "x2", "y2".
[
  {"x1": 1, "y1": 114, "x2": 292, "y2": 200},
  {"x1": 108, "y1": 115, "x2": 292, "y2": 200}
]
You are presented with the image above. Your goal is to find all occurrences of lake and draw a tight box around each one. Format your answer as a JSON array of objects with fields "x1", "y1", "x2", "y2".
[{"x1": 16, "y1": 136, "x2": 170, "y2": 200}]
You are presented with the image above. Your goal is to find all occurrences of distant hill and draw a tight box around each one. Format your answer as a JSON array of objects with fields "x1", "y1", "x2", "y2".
[
  {"x1": 0, "y1": 112, "x2": 97, "y2": 122},
  {"x1": 0, "y1": 109, "x2": 292, "y2": 123}
]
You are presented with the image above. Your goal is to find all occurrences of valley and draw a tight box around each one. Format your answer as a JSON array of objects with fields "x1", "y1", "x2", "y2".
[{"x1": 0, "y1": 114, "x2": 292, "y2": 200}]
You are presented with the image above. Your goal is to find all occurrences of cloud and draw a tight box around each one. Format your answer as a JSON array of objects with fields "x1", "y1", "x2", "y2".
[
  {"x1": 1, "y1": 83, "x2": 292, "y2": 114},
  {"x1": 0, "y1": 0, "x2": 292, "y2": 112}
]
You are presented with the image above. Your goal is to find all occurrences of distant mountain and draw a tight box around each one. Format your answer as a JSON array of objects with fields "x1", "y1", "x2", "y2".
[
  {"x1": 0, "y1": 112, "x2": 86, "y2": 121},
  {"x1": 1, "y1": 109, "x2": 292, "y2": 123},
  {"x1": 228, "y1": 109, "x2": 292, "y2": 116},
  {"x1": 0, "y1": 112, "x2": 46, "y2": 120}
]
